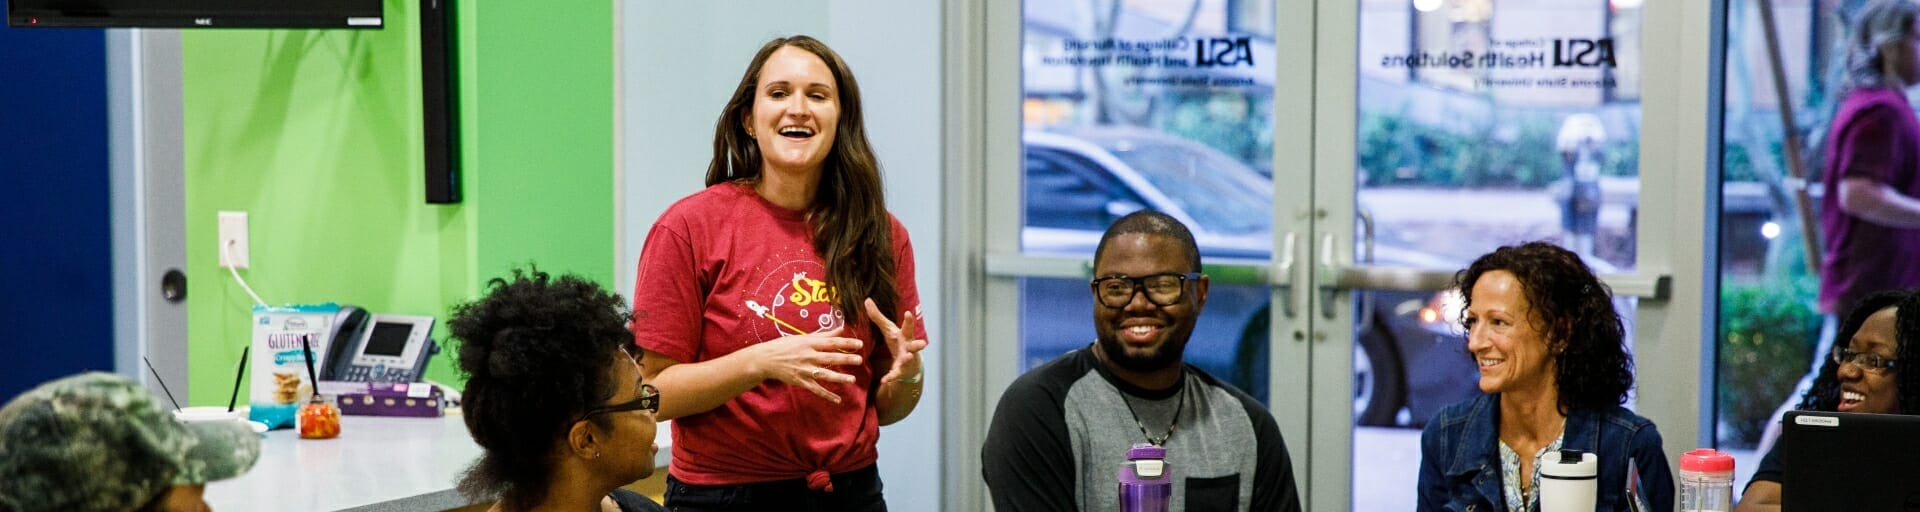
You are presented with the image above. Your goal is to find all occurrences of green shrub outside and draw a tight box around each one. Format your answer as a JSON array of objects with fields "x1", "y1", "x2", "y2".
[
  {"x1": 1163, "y1": 90, "x2": 1273, "y2": 176},
  {"x1": 1716, "y1": 273, "x2": 1820, "y2": 448},
  {"x1": 1357, "y1": 112, "x2": 1636, "y2": 188}
]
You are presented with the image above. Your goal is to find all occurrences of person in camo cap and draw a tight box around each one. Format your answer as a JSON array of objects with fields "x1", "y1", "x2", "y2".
[{"x1": 0, "y1": 372, "x2": 261, "y2": 512}]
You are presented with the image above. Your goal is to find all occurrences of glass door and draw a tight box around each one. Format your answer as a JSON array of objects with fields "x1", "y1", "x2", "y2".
[
  {"x1": 1263, "y1": 0, "x2": 1672, "y2": 507},
  {"x1": 1008, "y1": 0, "x2": 1286, "y2": 405},
  {"x1": 986, "y1": 2, "x2": 1315, "y2": 505},
  {"x1": 978, "y1": 1, "x2": 1699, "y2": 510},
  {"x1": 1331, "y1": 0, "x2": 1656, "y2": 509}
]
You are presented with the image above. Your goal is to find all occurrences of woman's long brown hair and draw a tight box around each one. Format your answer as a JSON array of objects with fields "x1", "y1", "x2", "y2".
[{"x1": 704, "y1": 35, "x2": 900, "y2": 338}]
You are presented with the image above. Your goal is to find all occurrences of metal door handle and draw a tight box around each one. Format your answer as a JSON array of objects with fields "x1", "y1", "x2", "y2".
[
  {"x1": 1332, "y1": 266, "x2": 1457, "y2": 291},
  {"x1": 1357, "y1": 208, "x2": 1375, "y2": 264},
  {"x1": 1318, "y1": 233, "x2": 1338, "y2": 319},
  {"x1": 1273, "y1": 232, "x2": 1298, "y2": 318},
  {"x1": 1324, "y1": 264, "x2": 1669, "y2": 299}
]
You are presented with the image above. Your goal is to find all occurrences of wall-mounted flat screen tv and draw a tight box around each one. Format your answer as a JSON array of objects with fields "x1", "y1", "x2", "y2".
[{"x1": 8, "y1": 0, "x2": 382, "y2": 29}]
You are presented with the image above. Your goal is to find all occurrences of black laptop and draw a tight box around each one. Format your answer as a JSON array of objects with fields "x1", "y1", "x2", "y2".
[{"x1": 1781, "y1": 410, "x2": 1920, "y2": 511}]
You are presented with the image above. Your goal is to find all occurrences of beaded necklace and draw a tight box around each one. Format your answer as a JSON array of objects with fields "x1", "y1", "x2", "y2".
[{"x1": 1120, "y1": 384, "x2": 1187, "y2": 446}]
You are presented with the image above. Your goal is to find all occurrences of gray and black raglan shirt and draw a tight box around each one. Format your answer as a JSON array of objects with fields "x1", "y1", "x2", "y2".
[{"x1": 983, "y1": 346, "x2": 1302, "y2": 512}]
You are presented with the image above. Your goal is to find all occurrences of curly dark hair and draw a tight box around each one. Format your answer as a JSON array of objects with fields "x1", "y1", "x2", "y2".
[
  {"x1": 1454, "y1": 242, "x2": 1633, "y2": 413},
  {"x1": 1797, "y1": 289, "x2": 1920, "y2": 414},
  {"x1": 449, "y1": 267, "x2": 634, "y2": 510}
]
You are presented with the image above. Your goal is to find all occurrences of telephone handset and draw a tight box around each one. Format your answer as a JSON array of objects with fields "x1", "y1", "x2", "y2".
[{"x1": 320, "y1": 305, "x2": 438, "y2": 383}]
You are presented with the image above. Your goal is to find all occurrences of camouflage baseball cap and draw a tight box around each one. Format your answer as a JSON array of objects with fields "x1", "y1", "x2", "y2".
[{"x1": 0, "y1": 372, "x2": 261, "y2": 512}]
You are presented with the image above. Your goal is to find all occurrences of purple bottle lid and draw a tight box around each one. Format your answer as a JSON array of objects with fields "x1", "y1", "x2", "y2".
[{"x1": 1128, "y1": 444, "x2": 1166, "y2": 460}]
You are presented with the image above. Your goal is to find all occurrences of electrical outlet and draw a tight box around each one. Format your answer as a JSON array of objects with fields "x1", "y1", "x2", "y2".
[{"x1": 217, "y1": 211, "x2": 249, "y2": 269}]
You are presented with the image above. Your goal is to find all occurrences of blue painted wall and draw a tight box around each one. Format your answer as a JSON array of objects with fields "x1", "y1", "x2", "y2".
[{"x1": 0, "y1": 12, "x2": 112, "y2": 402}]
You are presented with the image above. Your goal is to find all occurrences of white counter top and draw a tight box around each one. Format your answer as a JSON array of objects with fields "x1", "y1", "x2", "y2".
[{"x1": 206, "y1": 414, "x2": 671, "y2": 512}]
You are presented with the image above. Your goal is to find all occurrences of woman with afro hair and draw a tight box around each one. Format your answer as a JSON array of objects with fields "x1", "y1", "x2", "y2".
[{"x1": 450, "y1": 268, "x2": 664, "y2": 512}]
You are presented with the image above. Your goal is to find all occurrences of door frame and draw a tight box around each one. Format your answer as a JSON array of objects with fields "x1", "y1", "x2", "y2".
[{"x1": 108, "y1": 28, "x2": 191, "y2": 401}]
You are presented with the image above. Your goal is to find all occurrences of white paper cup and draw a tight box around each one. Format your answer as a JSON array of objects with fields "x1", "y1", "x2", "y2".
[{"x1": 172, "y1": 406, "x2": 244, "y2": 423}]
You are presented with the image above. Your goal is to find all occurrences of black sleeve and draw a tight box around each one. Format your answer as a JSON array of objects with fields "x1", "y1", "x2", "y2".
[
  {"x1": 1240, "y1": 393, "x2": 1302, "y2": 512},
  {"x1": 983, "y1": 371, "x2": 1079, "y2": 512},
  {"x1": 1746, "y1": 436, "x2": 1785, "y2": 489}
]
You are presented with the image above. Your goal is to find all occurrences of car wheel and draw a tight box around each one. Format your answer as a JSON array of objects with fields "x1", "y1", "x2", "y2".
[
  {"x1": 1353, "y1": 313, "x2": 1406, "y2": 426},
  {"x1": 1229, "y1": 304, "x2": 1410, "y2": 421},
  {"x1": 1352, "y1": 341, "x2": 1373, "y2": 418}
]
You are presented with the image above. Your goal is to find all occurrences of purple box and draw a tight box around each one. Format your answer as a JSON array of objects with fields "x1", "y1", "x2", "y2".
[{"x1": 317, "y1": 381, "x2": 444, "y2": 417}]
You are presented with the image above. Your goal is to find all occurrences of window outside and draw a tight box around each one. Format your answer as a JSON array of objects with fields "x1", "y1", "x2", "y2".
[
  {"x1": 1712, "y1": 0, "x2": 1908, "y2": 498},
  {"x1": 1019, "y1": 0, "x2": 1278, "y2": 403},
  {"x1": 1354, "y1": 0, "x2": 1644, "y2": 509}
]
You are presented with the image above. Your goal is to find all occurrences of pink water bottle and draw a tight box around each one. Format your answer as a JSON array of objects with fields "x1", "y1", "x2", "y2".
[
  {"x1": 1678, "y1": 448, "x2": 1734, "y2": 512},
  {"x1": 1118, "y1": 444, "x2": 1172, "y2": 512}
]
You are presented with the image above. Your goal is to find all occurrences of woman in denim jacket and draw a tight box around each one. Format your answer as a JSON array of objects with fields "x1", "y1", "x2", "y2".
[{"x1": 1416, "y1": 242, "x2": 1673, "y2": 511}]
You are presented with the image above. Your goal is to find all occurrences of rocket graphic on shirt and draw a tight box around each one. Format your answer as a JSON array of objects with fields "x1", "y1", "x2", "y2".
[{"x1": 743, "y1": 261, "x2": 845, "y2": 343}]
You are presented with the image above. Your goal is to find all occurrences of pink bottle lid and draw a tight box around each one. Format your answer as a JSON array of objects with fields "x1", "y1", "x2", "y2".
[{"x1": 1679, "y1": 448, "x2": 1734, "y2": 473}]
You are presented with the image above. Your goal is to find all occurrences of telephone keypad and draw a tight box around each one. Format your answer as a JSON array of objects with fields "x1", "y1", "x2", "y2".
[{"x1": 336, "y1": 365, "x2": 417, "y2": 383}]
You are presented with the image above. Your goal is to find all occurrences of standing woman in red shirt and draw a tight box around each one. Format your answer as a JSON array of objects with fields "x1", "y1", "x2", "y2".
[{"x1": 631, "y1": 35, "x2": 928, "y2": 511}]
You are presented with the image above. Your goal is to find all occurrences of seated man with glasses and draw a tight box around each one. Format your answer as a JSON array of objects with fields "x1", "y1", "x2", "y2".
[
  {"x1": 983, "y1": 211, "x2": 1302, "y2": 511},
  {"x1": 449, "y1": 267, "x2": 665, "y2": 512},
  {"x1": 1735, "y1": 288, "x2": 1920, "y2": 512}
]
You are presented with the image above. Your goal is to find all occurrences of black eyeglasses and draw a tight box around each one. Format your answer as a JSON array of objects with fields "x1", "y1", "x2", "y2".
[
  {"x1": 576, "y1": 383, "x2": 659, "y2": 423},
  {"x1": 1090, "y1": 272, "x2": 1200, "y2": 309},
  {"x1": 1833, "y1": 347, "x2": 1899, "y2": 374}
]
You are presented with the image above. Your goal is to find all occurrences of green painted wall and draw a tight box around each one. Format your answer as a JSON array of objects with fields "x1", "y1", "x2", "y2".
[
  {"x1": 461, "y1": 0, "x2": 615, "y2": 286},
  {"x1": 180, "y1": 0, "x2": 613, "y2": 405}
]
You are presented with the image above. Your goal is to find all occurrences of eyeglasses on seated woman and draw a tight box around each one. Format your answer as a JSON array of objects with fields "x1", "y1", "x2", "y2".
[{"x1": 1734, "y1": 288, "x2": 1920, "y2": 512}]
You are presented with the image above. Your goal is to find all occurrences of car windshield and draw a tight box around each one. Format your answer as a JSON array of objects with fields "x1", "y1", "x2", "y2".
[{"x1": 1098, "y1": 137, "x2": 1273, "y2": 235}]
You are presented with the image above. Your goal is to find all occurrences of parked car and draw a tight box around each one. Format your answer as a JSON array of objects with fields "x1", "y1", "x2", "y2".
[{"x1": 1019, "y1": 127, "x2": 1482, "y2": 427}]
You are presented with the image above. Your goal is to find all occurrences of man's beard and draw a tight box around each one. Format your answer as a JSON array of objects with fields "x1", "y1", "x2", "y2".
[{"x1": 1096, "y1": 331, "x2": 1187, "y2": 373}]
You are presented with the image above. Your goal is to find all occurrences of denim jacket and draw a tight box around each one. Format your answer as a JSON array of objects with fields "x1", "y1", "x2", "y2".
[{"x1": 1416, "y1": 394, "x2": 1674, "y2": 512}]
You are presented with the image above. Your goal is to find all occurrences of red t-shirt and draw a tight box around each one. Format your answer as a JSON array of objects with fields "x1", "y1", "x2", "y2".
[
  {"x1": 632, "y1": 181, "x2": 923, "y2": 487},
  {"x1": 1818, "y1": 87, "x2": 1920, "y2": 314}
]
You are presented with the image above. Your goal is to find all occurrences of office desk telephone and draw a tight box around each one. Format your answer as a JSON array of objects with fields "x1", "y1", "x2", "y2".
[{"x1": 320, "y1": 306, "x2": 438, "y2": 383}]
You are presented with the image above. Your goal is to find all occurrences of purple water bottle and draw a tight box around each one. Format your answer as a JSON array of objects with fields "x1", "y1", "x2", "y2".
[{"x1": 1118, "y1": 444, "x2": 1173, "y2": 512}]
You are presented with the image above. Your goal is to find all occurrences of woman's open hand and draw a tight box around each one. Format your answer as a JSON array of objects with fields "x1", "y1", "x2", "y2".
[{"x1": 864, "y1": 298, "x2": 928, "y2": 387}]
